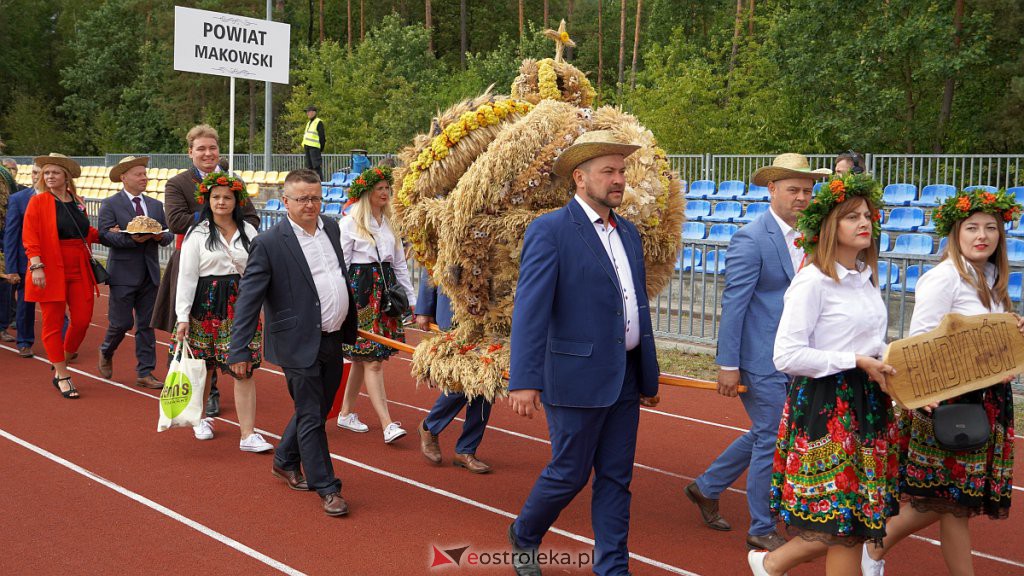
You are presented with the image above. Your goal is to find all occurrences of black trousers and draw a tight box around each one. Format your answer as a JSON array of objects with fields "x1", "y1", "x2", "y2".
[
  {"x1": 101, "y1": 281, "x2": 158, "y2": 377},
  {"x1": 304, "y1": 146, "x2": 324, "y2": 181},
  {"x1": 274, "y1": 331, "x2": 345, "y2": 496}
]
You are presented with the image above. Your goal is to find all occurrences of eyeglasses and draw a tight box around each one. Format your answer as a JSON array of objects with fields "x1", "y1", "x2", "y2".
[{"x1": 283, "y1": 196, "x2": 323, "y2": 205}]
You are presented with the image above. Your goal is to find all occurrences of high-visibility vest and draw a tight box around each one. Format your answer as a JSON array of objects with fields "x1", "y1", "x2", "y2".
[{"x1": 302, "y1": 117, "x2": 322, "y2": 149}]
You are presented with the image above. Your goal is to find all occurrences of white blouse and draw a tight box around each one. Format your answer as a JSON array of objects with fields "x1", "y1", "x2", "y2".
[
  {"x1": 773, "y1": 262, "x2": 888, "y2": 378},
  {"x1": 176, "y1": 221, "x2": 259, "y2": 323},
  {"x1": 910, "y1": 258, "x2": 1003, "y2": 337},
  {"x1": 338, "y1": 214, "x2": 416, "y2": 308}
]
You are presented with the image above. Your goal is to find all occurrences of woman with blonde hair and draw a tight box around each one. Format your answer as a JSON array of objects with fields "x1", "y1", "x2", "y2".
[
  {"x1": 749, "y1": 173, "x2": 901, "y2": 576},
  {"x1": 337, "y1": 165, "x2": 416, "y2": 444},
  {"x1": 862, "y1": 189, "x2": 1021, "y2": 576}
]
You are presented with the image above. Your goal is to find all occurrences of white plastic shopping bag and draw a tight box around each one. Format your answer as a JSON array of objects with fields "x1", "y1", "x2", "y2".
[{"x1": 157, "y1": 340, "x2": 208, "y2": 431}]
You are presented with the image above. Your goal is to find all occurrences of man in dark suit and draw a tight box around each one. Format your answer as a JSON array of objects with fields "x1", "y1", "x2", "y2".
[
  {"x1": 229, "y1": 168, "x2": 357, "y2": 517},
  {"x1": 507, "y1": 131, "x2": 660, "y2": 576},
  {"x1": 96, "y1": 156, "x2": 173, "y2": 388},
  {"x1": 414, "y1": 278, "x2": 493, "y2": 473},
  {"x1": 3, "y1": 164, "x2": 39, "y2": 357}
]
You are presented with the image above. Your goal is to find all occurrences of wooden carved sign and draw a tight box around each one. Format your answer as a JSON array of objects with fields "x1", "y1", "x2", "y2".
[{"x1": 883, "y1": 313, "x2": 1024, "y2": 409}]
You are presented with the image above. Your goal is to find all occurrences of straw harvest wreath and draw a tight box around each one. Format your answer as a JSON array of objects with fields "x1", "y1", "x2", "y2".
[{"x1": 393, "y1": 21, "x2": 684, "y2": 401}]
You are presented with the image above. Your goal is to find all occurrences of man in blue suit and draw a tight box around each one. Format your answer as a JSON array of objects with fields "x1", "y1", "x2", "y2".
[
  {"x1": 97, "y1": 156, "x2": 173, "y2": 388},
  {"x1": 414, "y1": 278, "x2": 493, "y2": 473},
  {"x1": 507, "y1": 131, "x2": 660, "y2": 576},
  {"x1": 683, "y1": 153, "x2": 826, "y2": 552},
  {"x1": 4, "y1": 163, "x2": 40, "y2": 357}
]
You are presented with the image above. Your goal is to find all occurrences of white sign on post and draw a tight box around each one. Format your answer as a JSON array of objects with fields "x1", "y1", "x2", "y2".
[{"x1": 173, "y1": 6, "x2": 291, "y2": 84}]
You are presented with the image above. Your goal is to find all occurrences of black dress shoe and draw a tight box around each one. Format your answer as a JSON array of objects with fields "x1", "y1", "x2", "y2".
[
  {"x1": 508, "y1": 523, "x2": 542, "y2": 576},
  {"x1": 205, "y1": 387, "x2": 220, "y2": 417}
]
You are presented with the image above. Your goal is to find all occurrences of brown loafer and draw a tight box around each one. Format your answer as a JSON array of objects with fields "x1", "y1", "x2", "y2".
[
  {"x1": 321, "y1": 492, "x2": 349, "y2": 516},
  {"x1": 684, "y1": 481, "x2": 731, "y2": 531},
  {"x1": 272, "y1": 464, "x2": 309, "y2": 491},
  {"x1": 18, "y1": 347, "x2": 34, "y2": 358},
  {"x1": 746, "y1": 532, "x2": 786, "y2": 551},
  {"x1": 419, "y1": 419, "x2": 442, "y2": 464},
  {"x1": 453, "y1": 453, "x2": 492, "y2": 474},
  {"x1": 135, "y1": 374, "x2": 163, "y2": 389},
  {"x1": 97, "y1": 355, "x2": 113, "y2": 379}
]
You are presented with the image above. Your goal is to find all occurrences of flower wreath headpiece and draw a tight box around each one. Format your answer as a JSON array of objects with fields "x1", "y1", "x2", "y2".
[
  {"x1": 348, "y1": 165, "x2": 393, "y2": 201},
  {"x1": 196, "y1": 172, "x2": 248, "y2": 206},
  {"x1": 931, "y1": 189, "x2": 1021, "y2": 238},
  {"x1": 794, "y1": 172, "x2": 883, "y2": 253}
]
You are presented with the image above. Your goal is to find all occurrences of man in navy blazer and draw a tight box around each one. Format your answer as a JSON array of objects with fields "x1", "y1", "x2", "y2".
[
  {"x1": 507, "y1": 131, "x2": 660, "y2": 576},
  {"x1": 97, "y1": 157, "x2": 172, "y2": 388},
  {"x1": 229, "y1": 169, "x2": 358, "y2": 517},
  {"x1": 4, "y1": 164, "x2": 40, "y2": 357},
  {"x1": 414, "y1": 278, "x2": 493, "y2": 473},
  {"x1": 683, "y1": 153, "x2": 825, "y2": 552}
]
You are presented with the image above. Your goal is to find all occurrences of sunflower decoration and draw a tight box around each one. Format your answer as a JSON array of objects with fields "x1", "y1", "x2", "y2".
[
  {"x1": 794, "y1": 172, "x2": 883, "y2": 253},
  {"x1": 195, "y1": 172, "x2": 248, "y2": 206},
  {"x1": 348, "y1": 165, "x2": 393, "y2": 202},
  {"x1": 931, "y1": 189, "x2": 1022, "y2": 238}
]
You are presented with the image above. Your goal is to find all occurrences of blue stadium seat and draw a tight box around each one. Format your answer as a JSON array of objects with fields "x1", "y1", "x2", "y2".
[
  {"x1": 705, "y1": 201, "x2": 742, "y2": 222},
  {"x1": 735, "y1": 202, "x2": 770, "y2": 223},
  {"x1": 682, "y1": 222, "x2": 707, "y2": 240},
  {"x1": 1010, "y1": 272, "x2": 1023, "y2": 303},
  {"x1": 964, "y1": 185, "x2": 997, "y2": 193},
  {"x1": 890, "y1": 233, "x2": 933, "y2": 256},
  {"x1": 877, "y1": 261, "x2": 900, "y2": 290},
  {"x1": 708, "y1": 224, "x2": 740, "y2": 242},
  {"x1": 740, "y1": 184, "x2": 770, "y2": 201},
  {"x1": 938, "y1": 237, "x2": 948, "y2": 254},
  {"x1": 328, "y1": 187, "x2": 346, "y2": 202},
  {"x1": 911, "y1": 184, "x2": 955, "y2": 207},
  {"x1": 1007, "y1": 187, "x2": 1024, "y2": 204},
  {"x1": 1009, "y1": 217, "x2": 1024, "y2": 237},
  {"x1": 1007, "y1": 238, "x2": 1024, "y2": 263},
  {"x1": 264, "y1": 198, "x2": 283, "y2": 211},
  {"x1": 891, "y1": 264, "x2": 934, "y2": 293},
  {"x1": 710, "y1": 180, "x2": 745, "y2": 200},
  {"x1": 676, "y1": 247, "x2": 703, "y2": 272},
  {"x1": 813, "y1": 181, "x2": 824, "y2": 195},
  {"x1": 687, "y1": 180, "x2": 715, "y2": 199},
  {"x1": 695, "y1": 249, "x2": 727, "y2": 274},
  {"x1": 878, "y1": 232, "x2": 891, "y2": 253},
  {"x1": 324, "y1": 203, "x2": 342, "y2": 215},
  {"x1": 917, "y1": 220, "x2": 936, "y2": 233},
  {"x1": 685, "y1": 200, "x2": 712, "y2": 221},
  {"x1": 330, "y1": 171, "x2": 346, "y2": 182},
  {"x1": 882, "y1": 183, "x2": 917, "y2": 206},
  {"x1": 881, "y1": 207, "x2": 925, "y2": 232}
]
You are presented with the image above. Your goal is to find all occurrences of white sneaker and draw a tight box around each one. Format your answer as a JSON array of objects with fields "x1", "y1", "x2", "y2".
[
  {"x1": 747, "y1": 550, "x2": 787, "y2": 576},
  {"x1": 383, "y1": 422, "x2": 407, "y2": 444},
  {"x1": 193, "y1": 418, "x2": 214, "y2": 440},
  {"x1": 861, "y1": 544, "x2": 885, "y2": 576},
  {"x1": 337, "y1": 412, "x2": 369, "y2": 433},
  {"x1": 239, "y1": 433, "x2": 274, "y2": 453}
]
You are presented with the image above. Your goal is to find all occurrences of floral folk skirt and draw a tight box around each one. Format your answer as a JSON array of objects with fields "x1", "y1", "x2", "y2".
[
  {"x1": 769, "y1": 368, "x2": 901, "y2": 546},
  {"x1": 168, "y1": 274, "x2": 262, "y2": 375},
  {"x1": 342, "y1": 262, "x2": 405, "y2": 362},
  {"x1": 898, "y1": 384, "x2": 1014, "y2": 519}
]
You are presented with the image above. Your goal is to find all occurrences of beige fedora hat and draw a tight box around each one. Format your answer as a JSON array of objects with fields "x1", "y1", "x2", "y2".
[
  {"x1": 552, "y1": 130, "x2": 640, "y2": 179},
  {"x1": 33, "y1": 153, "x2": 82, "y2": 179},
  {"x1": 751, "y1": 153, "x2": 829, "y2": 187},
  {"x1": 109, "y1": 155, "x2": 150, "y2": 182}
]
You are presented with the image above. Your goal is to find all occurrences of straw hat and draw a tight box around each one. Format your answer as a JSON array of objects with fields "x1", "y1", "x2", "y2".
[
  {"x1": 552, "y1": 130, "x2": 640, "y2": 179},
  {"x1": 108, "y1": 155, "x2": 150, "y2": 182},
  {"x1": 750, "y1": 153, "x2": 829, "y2": 187},
  {"x1": 33, "y1": 153, "x2": 81, "y2": 179}
]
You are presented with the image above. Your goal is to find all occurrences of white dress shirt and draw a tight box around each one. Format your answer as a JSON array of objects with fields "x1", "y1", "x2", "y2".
[
  {"x1": 175, "y1": 221, "x2": 258, "y2": 323},
  {"x1": 910, "y1": 258, "x2": 1002, "y2": 337},
  {"x1": 575, "y1": 195, "x2": 640, "y2": 351},
  {"x1": 122, "y1": 190, "x2": 149, "y2": 216},
  {"x1": 288, "y1": 216, "x2": 350, "y2": 333},
  {"x1": 769, "y1": 207, "x2": 805, "y2": 273},
  {"x1": 338, "y1": 213, "x2": 417, "y2": 308},
  {"x1": 773, "y1": 262, "x2": 888, "y2": 378}
]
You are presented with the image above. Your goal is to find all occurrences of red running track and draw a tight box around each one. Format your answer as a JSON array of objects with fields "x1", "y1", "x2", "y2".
[{"x1": 0, "y1": 288, "x2": 1021, "y2": 575}]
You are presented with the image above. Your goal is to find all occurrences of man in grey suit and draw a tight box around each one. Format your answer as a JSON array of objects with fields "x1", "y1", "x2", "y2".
[
  {"x1": 683, "y1": 154, "x2": 827, "y2": 551},
  {"x1": 97, "y1": 156, "x2": 172, "y2": 388}
]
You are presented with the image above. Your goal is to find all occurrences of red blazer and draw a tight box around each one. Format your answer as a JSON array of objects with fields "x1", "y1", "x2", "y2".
[{"x1": 23, "y1": 191, "x2": 100, "y2": 303}]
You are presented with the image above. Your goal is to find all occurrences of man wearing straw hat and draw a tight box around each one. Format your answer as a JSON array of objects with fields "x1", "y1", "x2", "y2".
[
  {"x1": 96, "y1": 156, "x2": 172, "y2": 389},
  {"x1": 507, "y1": 130, "x2": 660, "y2": 576},
  {"x1": 683, "y1": 153, "x2": 827, "y2": 552}
]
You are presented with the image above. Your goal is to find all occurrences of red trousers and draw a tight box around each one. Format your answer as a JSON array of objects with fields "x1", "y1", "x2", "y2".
[{"x1": 39, "y1": 241, "x2": 95, "y2": 364}]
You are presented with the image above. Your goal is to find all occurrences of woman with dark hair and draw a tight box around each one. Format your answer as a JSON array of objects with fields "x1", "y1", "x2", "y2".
[
  {"x1": 862, "y1": 189, "x2": 1021, "y2": 576},
  {"x1": 749, "y1": 173, "x2": 901, "y2": 576},
  {"x1": 172, "y1": 172, "x2": 271, "y2": 452}
]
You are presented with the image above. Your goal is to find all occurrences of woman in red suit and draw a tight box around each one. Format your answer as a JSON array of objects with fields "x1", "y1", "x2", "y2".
[{"x1": 24, "y1": 154, "x2": 101, "y2": 399}]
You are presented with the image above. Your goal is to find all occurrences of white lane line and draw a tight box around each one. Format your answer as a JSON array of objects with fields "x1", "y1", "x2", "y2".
[{"x1": 0, "y1": 428, "x2": 306, "y2": 576}]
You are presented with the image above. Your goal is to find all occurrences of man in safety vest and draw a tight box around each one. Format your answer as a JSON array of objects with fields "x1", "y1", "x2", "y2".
[{"x1": 302, "y1": 105, "x2": 326, "y2": 181}]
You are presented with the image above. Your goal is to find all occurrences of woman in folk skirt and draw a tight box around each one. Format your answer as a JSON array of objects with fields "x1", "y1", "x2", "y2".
[
  {"x1": 749, "y1": 173, "x2": 901, "y2": 576},
  {"x1": 337, "y1": 166, "x2": 417, "y2": 444},
  {"x1": 862, "y1": 189, "x2": 1022, "y2": 576},
  {"x1": 172, "y1": 172, "x2": 271, "y2": 453}
]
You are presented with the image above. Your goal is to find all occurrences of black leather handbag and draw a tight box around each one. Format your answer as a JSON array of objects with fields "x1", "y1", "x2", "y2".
[
  {"x1": 932, "y1": 403, "x2": 990, "y2": 452},
  {"x1": 58, "y1": 194, "x2": 110, "y2": 285},
  {"x1": 374, "y1": 243, "x2": 410, "y2": 319}
]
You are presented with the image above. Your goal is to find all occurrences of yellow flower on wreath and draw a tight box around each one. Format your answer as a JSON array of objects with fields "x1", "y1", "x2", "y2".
[{"x1": 538, "y1": 59, "x2": 560, "y2": 101}]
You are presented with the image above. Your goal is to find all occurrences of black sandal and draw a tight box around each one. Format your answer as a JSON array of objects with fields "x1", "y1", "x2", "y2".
[{"x1": 52, "y1": 375, "x2": 80, "y2": 399}]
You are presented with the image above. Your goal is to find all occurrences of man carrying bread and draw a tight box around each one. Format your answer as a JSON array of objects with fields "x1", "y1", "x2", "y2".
[{"x1": 97, "y1": 156, "x2": 172, "y2": 388}]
